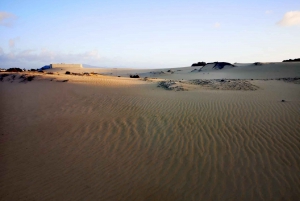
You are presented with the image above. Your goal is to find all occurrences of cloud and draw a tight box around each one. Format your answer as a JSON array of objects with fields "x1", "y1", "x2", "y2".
[
  {"x1": 214, "y1": 22, "x2": 220, "y2": 28},
  {"x1": 0, "y1": 48, "x2": 169, "y2": 69},
  {"x1": 9, "y1": 37, "x2": 20, "y2": 48},
  {"x1": 0, "y1": 11, "x2": 17, "y2": 27},
  {"x1": 277, "y1": 11, "x2": 300, "y2": 26},
  {"x1": 0, "y1": 48, "x2": 112, "y2": 68}
]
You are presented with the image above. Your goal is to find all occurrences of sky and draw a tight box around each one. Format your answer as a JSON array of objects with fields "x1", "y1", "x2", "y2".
[{"x1": 0, "y1": 0, "x2": 300, "y2": 69}]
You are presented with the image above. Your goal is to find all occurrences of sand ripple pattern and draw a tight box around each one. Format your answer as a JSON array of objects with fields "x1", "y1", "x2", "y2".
[{"x1": 0, "y1": 80, "x2": 299, "y2": 201}]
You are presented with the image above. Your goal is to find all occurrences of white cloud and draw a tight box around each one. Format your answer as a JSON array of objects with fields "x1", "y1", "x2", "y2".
[
  {"x1": 0, "y1": 11, "x2": 16, "y2": 27},
  {"x1": 277, "y1": 11, "x2": 300, "y2": 26},
  {"x1": 214, "y1": 22, "x2": 220, "y2": 28},
  {"x1": 0, "y1": 48, "x2": 170, "y2": 69},
  {"x1": 0, "y1": 48, "x2": 112, "y2": 68}
]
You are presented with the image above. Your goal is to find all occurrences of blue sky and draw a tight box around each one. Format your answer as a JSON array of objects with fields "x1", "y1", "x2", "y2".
[{"x1": 0, "y1": 0, "x2": 299, "y2": 68}]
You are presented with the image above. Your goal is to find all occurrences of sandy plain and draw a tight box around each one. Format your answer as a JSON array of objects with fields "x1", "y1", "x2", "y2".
[{"x1": 0, "y1": 62, "x2": 299, "y2": 201}]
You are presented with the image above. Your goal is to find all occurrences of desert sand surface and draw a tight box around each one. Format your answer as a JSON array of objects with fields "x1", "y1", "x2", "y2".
[{"x1": 0, "y1": 62, "x2": 300, "y2": 201}]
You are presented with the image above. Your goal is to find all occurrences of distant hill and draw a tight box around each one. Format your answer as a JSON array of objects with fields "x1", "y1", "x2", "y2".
[
  {"x1": 82, "y1": 64, "x2": 107, "y2": 68},
  {"x1": 283, "y1": 58, "x2": 300, "y2": 62}
]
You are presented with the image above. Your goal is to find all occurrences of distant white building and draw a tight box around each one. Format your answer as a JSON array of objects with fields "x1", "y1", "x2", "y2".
[{"x1": 50, "y1": 63, "x2": 82, "y2": 68}]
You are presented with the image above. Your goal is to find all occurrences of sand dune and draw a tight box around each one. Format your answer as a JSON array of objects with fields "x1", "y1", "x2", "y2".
[
  {"x1": 0, "y1": 64, "x2": 300, "y2": 200},
  {"x1": 47, "y1": 62, "x2": 300, "y2": 80}
]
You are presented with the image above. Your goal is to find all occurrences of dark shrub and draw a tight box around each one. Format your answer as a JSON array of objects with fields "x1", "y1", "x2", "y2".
[
  {"x1": 283, "y1": 58, "x2": 300, "y2": 62},
  {"x1": 129, "y1": 74, "x2": 140, "y2": 78},
  {"x1": 6, "y1": 68, "x2": 23, "y2": 72},
  {"x1": 0, "y1": 74, "x2": 10, "y2": 81},
  {"x1": 65, "y1": 71, "x2": 71, "y2": 74},
  {"x1": 19, "y1": 75, "x2": 34, "y2": 82},
  {"x1": 27, "y1": 76, "x2": 34, "y2": 81},
  {"x1": 191, "y1": 61, "x2": 206, "y2": 67},
  {"x1": 1, "y1": 74, "x2": 10, "y2": 77},
  {"x1": 0, "y1": 74, "x2": 10, "y2": 82}
]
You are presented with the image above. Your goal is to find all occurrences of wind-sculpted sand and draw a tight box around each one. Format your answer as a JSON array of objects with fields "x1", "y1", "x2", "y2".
[{"x1": 0, "y1": 69, "x2": 300, "y2": 200}]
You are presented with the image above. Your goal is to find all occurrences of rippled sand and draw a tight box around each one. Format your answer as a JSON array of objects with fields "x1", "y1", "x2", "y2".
[{"x1": 0, "y1": 74, "x2": 299, "y2": 201}]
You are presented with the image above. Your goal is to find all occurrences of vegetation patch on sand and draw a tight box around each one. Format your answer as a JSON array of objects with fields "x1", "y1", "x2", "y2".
[
  {"x1": 275, "y1": 77, "x2": 300, "y2": 84},
  {"x1": 157, "y1": 81, "x2": 186, "y2": 91},
  {"x1": 129, "y1": 74, "x2": 140, "y2": 78},
  {"x1": 0, "y1": 74, "x2": 10, "y2": 81},
  {"x1": 6, "y1": 68, "x2": 23, "y2": 72},
  {"x1": 150, "y1": 71, "x2": 165, "y2": 75},
  {"x1": 188, "y1": 79, "x2": 259, "y2": 90},
  {"x1": 18, "y1": 74, "x2": 35, "y2": 83},
  {"x1": 191, "y1": 61, "x2": 206, "y2": 67},
  {"x1": 283, "y1": 58, "x2": 300, "y2": 62}
]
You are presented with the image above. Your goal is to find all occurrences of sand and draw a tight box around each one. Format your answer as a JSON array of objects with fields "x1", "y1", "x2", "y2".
[{"x1": 0, "y1": 62, "x2": 300, "y2": 201}]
